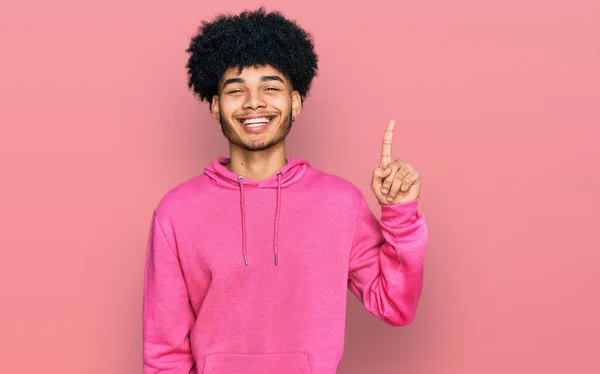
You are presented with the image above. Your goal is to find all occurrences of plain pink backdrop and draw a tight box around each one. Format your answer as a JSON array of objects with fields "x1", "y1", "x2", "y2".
[{"x1": 1, "y1": 0, "x2": 599, "y2": 373}]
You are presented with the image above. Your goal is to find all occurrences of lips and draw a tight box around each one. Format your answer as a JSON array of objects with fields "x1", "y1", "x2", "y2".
[
  {"x1": 240, "y1": 116, "x2": 273, "y2": 127},
  {"x1": 235, "y1": 114, "x2": 277, "y2": 132}
]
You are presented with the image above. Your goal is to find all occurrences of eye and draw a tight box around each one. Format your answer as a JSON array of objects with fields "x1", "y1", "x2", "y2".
[
  {"x1": 266, "y1": 87, "x2": 280, "y2": 91},
  {"x1": 228, "y1": 89, "x2": 243, "y2": 94}
]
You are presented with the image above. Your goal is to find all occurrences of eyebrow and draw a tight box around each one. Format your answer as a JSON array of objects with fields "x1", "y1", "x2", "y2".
[{"x1": 222, "y1": 75, "x2": 285, "y2": 88}]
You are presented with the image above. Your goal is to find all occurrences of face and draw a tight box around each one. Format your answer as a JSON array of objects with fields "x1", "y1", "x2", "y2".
[{"x1": 211, "y1": 65, "x2": 302, "y2": 152}]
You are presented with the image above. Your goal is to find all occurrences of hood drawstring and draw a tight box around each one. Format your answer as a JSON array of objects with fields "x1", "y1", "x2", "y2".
[
  {"x1": 237, "y1": 172, "x2": 283, "y2": 266},
  {"x1": 237, "y1": 176, "x2": 248, "y2": 266},
  {"x1": 273, "y1": 172, "x2": 283, "y2": 265}
]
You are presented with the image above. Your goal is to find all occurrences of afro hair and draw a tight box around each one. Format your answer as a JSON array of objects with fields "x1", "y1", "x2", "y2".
[{"x1": 185, "y1": 7, "x2": 319, "y2": 105}]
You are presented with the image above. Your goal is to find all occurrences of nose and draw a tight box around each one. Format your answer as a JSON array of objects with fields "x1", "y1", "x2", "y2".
[{"x1": 242, "y1": 90, "x2": 267, "y2": 110}]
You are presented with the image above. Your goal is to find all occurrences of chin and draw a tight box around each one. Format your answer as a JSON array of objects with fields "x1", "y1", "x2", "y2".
[{"x1": 241, "y1": 137, "x2": 284, "y2": 152}]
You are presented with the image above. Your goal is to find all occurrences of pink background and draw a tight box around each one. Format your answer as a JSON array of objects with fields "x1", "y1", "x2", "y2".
[{"x1": 1, "y1": 0, "x2": 599, "y2": 373}]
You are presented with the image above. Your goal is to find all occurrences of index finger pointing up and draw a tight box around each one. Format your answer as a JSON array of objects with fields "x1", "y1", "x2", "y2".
[{"x1": 380, "y1": 120, "x2": 396, "y2": 168}]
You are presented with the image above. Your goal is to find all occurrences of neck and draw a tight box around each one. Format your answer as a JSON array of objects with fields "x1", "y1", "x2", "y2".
[{"x1": 226, "y1": 142, "x2": 288, "y2": 181}]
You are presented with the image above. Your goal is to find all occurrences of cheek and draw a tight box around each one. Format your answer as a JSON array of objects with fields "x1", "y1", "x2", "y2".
[
  {"x1": 219, "y1": 99, "x2": 241, "y2": 118},
  {"x1": 270, "y1": 96, "x2": 292, "y2": 112}
]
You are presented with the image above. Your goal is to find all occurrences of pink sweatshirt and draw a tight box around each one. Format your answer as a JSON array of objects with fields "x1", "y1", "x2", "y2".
[{"x1": 143, "y1": 157, "x2": 428, "y2": 374}]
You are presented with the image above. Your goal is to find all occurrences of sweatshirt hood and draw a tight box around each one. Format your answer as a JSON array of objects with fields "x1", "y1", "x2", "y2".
[
  {"x1": 204, "y1": 157, "x2": 310, "y2": 189},
  {"x1": 203, "y1": 157, "x2": 311, "y2": 266}
]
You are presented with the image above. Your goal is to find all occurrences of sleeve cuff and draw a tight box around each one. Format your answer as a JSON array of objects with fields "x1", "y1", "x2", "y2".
[{"x1": 380, "y1": 198, "x2": 421, "y2": 226}]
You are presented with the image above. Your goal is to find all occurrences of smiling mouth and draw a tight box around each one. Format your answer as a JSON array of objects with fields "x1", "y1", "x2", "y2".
[{"x1": 237, "y1": 116, "x2": 276, "y2": 129}]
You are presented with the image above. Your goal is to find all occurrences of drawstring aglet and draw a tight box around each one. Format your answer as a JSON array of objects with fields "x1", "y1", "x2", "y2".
[
  {"x1": 243, "y1": 255, "x2": 248, "y2": 266},
  {"x1": 274, "y1": 254, "x2": 279, "y2": 265}
]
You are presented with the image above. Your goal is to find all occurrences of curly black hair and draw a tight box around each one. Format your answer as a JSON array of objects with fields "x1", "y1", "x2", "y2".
[{"x1": 185, "y1": 7, "x2": 318, "y2": 106}]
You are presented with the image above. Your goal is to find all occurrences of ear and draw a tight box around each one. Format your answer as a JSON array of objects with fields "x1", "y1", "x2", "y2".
[
  {"x1": 291, "y1": 90, "x2": 302, "y2": 118},
  {"x1": 211, "y1": 95, "x2": 220, "y2": 121}
]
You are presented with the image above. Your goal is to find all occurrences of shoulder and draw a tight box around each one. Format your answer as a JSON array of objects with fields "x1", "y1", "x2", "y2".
[
  {"x1": 303, "y1": 166, "x2": 365, "y2": 203},
  {"x1": 153, "y1": 173, "x2": 213, "y2": 220}
]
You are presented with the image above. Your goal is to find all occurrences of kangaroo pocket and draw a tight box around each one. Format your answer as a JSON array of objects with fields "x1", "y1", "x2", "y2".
[{"x1": 202, "y1": 352, "x2": 312, "y2": 374}]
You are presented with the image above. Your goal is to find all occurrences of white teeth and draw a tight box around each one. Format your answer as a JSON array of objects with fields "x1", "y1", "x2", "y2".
[{"x1": 242, "y1": 117, "x2": 271, "y2": 125}]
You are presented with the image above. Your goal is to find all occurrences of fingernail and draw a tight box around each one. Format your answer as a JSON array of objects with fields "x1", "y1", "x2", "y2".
[
  {"x1": 381, "y1": 188, "x2": 388, "y2": 193},
  {"x1": 387, "y1": 196, "x2": 394, "y2": 202}
]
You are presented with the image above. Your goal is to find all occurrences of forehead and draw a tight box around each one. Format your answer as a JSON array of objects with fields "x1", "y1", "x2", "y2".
[{"x1": 220, "y1": 65, "x2": 289, "y2": 84}]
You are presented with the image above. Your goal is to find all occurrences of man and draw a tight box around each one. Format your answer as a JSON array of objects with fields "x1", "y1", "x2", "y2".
[{"x1": 143, "y1": 7, "x2": 428, "y2": 374}]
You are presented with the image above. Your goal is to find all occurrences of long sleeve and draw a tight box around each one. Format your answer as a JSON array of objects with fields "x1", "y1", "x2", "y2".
[
  {"x1": 143, "y1": 211, "x2": 196, "y2": 373},
  {"x1": 347, "y1": 196, "x2": 427, "y2": 326}
]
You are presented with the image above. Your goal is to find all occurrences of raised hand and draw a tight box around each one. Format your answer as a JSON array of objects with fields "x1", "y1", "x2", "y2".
[{"x1": 371, "y1": 120, "x2": 421, "y2": 205}]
